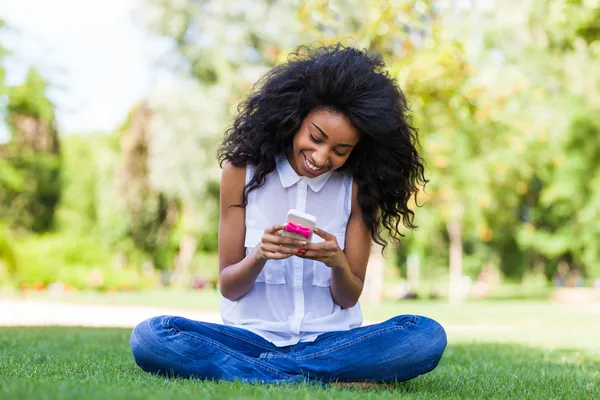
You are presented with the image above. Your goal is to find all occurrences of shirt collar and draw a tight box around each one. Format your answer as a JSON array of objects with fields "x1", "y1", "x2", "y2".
[{"x1": 275, "y1": 154, "x2": 333, "y2": 193}]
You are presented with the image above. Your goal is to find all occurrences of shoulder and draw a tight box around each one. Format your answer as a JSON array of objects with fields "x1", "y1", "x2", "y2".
[
  {"x1": 221, "y1": 161, "x2": 246, "y2": 182},
  {"x1": 220, "y1": 162, "x2": 246, "y2": 202}
]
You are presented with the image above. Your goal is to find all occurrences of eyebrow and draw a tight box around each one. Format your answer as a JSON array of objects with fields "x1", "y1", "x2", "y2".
[{"x1": 311, "y1": 122, "x2": 354, "y2": 148}]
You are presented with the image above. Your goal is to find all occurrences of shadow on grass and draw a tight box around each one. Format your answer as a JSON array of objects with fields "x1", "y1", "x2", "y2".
[{"x1": 0, "y1": 327, "x2": 598, "y2": 399}]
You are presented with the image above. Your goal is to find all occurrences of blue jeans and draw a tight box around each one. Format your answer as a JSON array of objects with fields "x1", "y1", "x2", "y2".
[{"x1": 130, "y1": 314, "x2": 446, "y2": 384}]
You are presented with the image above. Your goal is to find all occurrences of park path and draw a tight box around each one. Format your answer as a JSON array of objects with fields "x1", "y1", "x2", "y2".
[
  {"x1": 0, "y1": 298, "x2": 520, "y2": 333},
  {"x1": 0, "y1": 298, "x2": 223, "y2": 328}
]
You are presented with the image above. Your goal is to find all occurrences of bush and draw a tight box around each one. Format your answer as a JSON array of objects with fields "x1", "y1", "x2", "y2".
[
  {"x1": 14, "y1": 233, "x2": 157, "y2": 290},
  {"x1": 0, "y1": 151, "x2": 61, "y2": 232},
  {"x1": 0, "y1": 224, "x2": 18, "y2": 285}
]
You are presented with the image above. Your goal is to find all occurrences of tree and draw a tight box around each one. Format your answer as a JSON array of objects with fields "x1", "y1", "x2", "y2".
[
  {"x1": 295, "y1": 0, "x2": 451, "y2": 301},
  {"x1": 140, "y1": 0, "x2": 303, "y2": 284},
  {"x1": 140, "y1": 0, "x2": 600, "y2": 293},
  {"x1": 118, "y1": 102, "x2": 177, "y2": 269},
  {"x1": 141, "y1": 0, "x2": 492, "y2": 298},
  {"x1": 147, "y1": 79, "x2": 227, "y2": 285},
  {"x1": 482, "y1": 0, "x2": 600, "y2": 281},
  {"x1": 0, "y1": 67, "x2": 61, "y2": 232}
]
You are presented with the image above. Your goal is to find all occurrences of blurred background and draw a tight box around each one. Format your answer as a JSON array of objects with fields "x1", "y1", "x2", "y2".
[{"x1": 0, "y1": 0, "x2": 599, "y2": 323}]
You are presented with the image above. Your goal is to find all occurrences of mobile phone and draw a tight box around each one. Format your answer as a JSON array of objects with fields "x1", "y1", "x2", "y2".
[{"x1": 281, "y1": 209, "x2": 317, "y2": 244}]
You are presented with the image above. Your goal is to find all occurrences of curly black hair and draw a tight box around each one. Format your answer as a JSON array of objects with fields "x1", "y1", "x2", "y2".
[{"x1": 218, "y1": 43, "x2": 427, "y2": 249}]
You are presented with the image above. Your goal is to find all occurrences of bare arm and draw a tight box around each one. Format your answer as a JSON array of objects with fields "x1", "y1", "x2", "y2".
[
  {"x1": 218, "y1": 162, "x2": 307, "y2": 301},
  {"x1": 218, "y1": 162, "x2": 264, "y2": 301},
  {"x1": 302, "y1": 183, "x2": 371, "y2": 308},
  {"x1": 330, "y1": 182, "x2": 371, "y2": 308}
]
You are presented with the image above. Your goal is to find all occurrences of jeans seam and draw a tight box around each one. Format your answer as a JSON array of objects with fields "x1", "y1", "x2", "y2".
[
  {"x1": 162, "y1": 316, "x2": 174, "y2": 329},
  {"x1": 176, "y1": 329, "x2": 296, "y2": 378},
  {"x1": 273, "y1": 316, "x2": 419, "y2": 361},
  {"x1": 193, "y1": 321, "x2": 277, "y2": 352}
]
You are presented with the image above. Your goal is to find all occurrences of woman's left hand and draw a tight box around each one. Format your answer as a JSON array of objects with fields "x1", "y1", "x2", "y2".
[{"x1": 298, "y1": 228, "x2": 348, "y2": 269}]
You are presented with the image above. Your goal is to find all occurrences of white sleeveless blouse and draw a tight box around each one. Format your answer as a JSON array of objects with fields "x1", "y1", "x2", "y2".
[{"x1": 220, "y1": 155, "x2": 363, "y2": 346}]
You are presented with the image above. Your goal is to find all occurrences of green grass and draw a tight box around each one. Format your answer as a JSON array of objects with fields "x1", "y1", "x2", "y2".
[
  {"x1": 5, "y1": 287, "x2": 599, "y2": 353},
  {"x1": 0, "y1": 326, "x2": 598, "y2": 399},
  {"x1": 1, "y1": 296, "x2": 599, "y2": 399}
]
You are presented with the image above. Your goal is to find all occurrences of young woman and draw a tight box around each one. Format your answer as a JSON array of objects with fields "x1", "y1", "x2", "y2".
[{"x1": 131, "y1": 44, "x2": 447, "y2": 385}]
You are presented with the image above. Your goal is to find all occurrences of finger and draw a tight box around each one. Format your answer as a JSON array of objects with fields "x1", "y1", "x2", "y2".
[
  {"x1": 313, "y1": 227, "x2": 335, "y2": 240},
  {"x1": 297, "y1": 249, "x2": 327, "y2": 259},
  {"x1": 262, "y1": 243, "x2": 301, "y2": 255},
  {"x1": 302, "y1": 247, "x2": 339, "y2": 258},
  {"x1": 264, "y1": 223, "x2": 287, "y2": 234},
  {"x1": 264, "y1": 234, "x2": 307, "y2": 248},
  {"x1": 304, "y1": 241, "x2": 335, "y2": 251},
  {"x1": 262, "y1": 251, "x2": 293, "y2": 260}
]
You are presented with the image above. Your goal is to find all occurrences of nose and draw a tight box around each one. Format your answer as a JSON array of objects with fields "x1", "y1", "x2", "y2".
[{"x1": 313, "y1": 148, "x2": 329, "y2": 167}]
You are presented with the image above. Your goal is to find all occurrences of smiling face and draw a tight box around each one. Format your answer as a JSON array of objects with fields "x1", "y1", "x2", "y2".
[{"x1": 287, "y1": 109, "x2": 360, "y2": 178}]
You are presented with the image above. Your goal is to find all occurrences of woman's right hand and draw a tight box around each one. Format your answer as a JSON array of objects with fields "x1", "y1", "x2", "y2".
[{"x1": 256, "y1": 223, "x2": 307, "y2": 261}]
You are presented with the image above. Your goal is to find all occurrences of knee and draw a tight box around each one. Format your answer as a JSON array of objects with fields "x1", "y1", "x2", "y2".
[
  {"x1": 415, "y1": 316, "x2": 447, "y2": 371},
  {"x1": 387, "y1": 314, "x2": 446, "y2": 370},
  {"x1": 130, "y1": 315, "x2": 173, "y2": 372}
]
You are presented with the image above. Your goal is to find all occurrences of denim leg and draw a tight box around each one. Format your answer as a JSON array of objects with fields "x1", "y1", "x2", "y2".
[
  {"x1": 130, "y1": 315, "x2": 303, "y2": 383},
  {"x1": 265, "y1": 315, "x2": 447, "y2": 383}
]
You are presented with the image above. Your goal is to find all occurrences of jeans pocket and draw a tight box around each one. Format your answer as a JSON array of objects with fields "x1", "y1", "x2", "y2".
[{"x1": 312, "y1": 261, "x2": 331, "y2": 287}]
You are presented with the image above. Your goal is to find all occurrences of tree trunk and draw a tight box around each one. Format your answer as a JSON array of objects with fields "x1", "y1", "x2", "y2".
[
  {"x1": 447, "y1": 219, "x2": 464, "y2": 304},
  {"x1": 362, "y1": 241, "x2": 385, "y2": 302},
  {"x1": 407, "y1": 252, "x2": 420, "y2": 290},
  {"x1": 10, "y1": 114, "x2": 60, "y2": 154},
  {"x1": 170, "y1": 234, "x2": 197, "y2": 289}
]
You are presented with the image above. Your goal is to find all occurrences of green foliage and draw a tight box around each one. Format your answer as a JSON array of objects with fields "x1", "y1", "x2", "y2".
[
  {"x1": 93, "y1": 134, "x2": 131, "y2": 246},
  {"x1": 0, "y1": 150, "x2": 61, "y2": 232},
  {"x1": 520, "y1": 114, "x2": 600, "y2": 279},
  {"x1": 0, "y1": 223, "x2": 18, "y2": 284},
  {"x1": 532, "y1": 0, "x2": 600, "y2": 48},
  {"x1": 0, "y1": 18, "x2": 7, "y2": 94},
  {"x1": 137, "y1": 0, "x2": 600, "y2": 283},
  {"x1": 117, "y1": 103, "x2": 172, "y2": 265},
  {"x1": 55, "y1": 126, "x2": 180, "y2": 271},
  {"x1": 3, "y1": 0, "x2": 600, "y2": 290},
  {"x1": 5, "y1": 68, "x2": 56, "y2": 127},
  {"x1": 0, "y1": 157, "x2": 25, "y2": 190},
  {"x1": 15, "y1": 233, "x2": 156, "y2": 290},
  {"x1": 55, "y1": 135, "x2": 98, "y2": 233},
  {"x1": 1, "y1": 65, "x2": 61, "y2": 233},
  {"x1": 192, "y1": 251, "x2": 219, "y2": 282},
  {"x1": 16, "y1": 233, "x2": 110, "y2": 283}
]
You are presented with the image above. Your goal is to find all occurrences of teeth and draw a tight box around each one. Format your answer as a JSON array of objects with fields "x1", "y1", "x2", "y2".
[{"x1": 305, "y1": 156, "x2": 323, "y2": 171}]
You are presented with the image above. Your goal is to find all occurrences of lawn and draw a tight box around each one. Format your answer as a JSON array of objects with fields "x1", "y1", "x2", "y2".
[{"x1": 1, "y1": 293, "x2": 599, "y2": 399}]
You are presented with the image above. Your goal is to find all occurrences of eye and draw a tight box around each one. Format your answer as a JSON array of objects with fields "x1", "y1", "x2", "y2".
[
  {"x1": 334, "y1": 149, "x2": 347, "y2": 156},
  {"x1": 310, "y1": 135, "x2": 321, "y2": 143}
]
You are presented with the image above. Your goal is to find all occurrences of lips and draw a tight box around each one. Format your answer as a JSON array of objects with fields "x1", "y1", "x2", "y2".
[{"x1": 303, "y1": 153, "x2": 325, "y2": 176}]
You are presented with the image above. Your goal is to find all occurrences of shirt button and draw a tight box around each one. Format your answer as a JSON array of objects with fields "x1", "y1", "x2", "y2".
[{"x1": 294, "y1": 280, "x2": 302, "y2": 288}]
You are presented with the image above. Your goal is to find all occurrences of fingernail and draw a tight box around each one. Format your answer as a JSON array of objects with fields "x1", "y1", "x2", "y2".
[
  {"x1": 299, "y1": 241, "x2": 307, "y2": 246},
  {"x1": 298, "y1": 249, "x2": 306, "y2": 254}
]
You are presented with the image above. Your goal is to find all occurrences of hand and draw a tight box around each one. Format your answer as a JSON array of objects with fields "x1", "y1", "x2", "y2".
[
  {"x1": 299, "y1": 228, "x2": 348, "y2": 269},
  {"x1": 256, "y1": 223, "x2": 307, "y2": 261}
]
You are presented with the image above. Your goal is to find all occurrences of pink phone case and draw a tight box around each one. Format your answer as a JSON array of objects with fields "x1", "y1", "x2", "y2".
[
  {"x1": 281, "y1": 209, "x2": 317, "y2": 245},
  {"x1": 284, "y1": 222, "x2": 312, "y2": 239}
]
